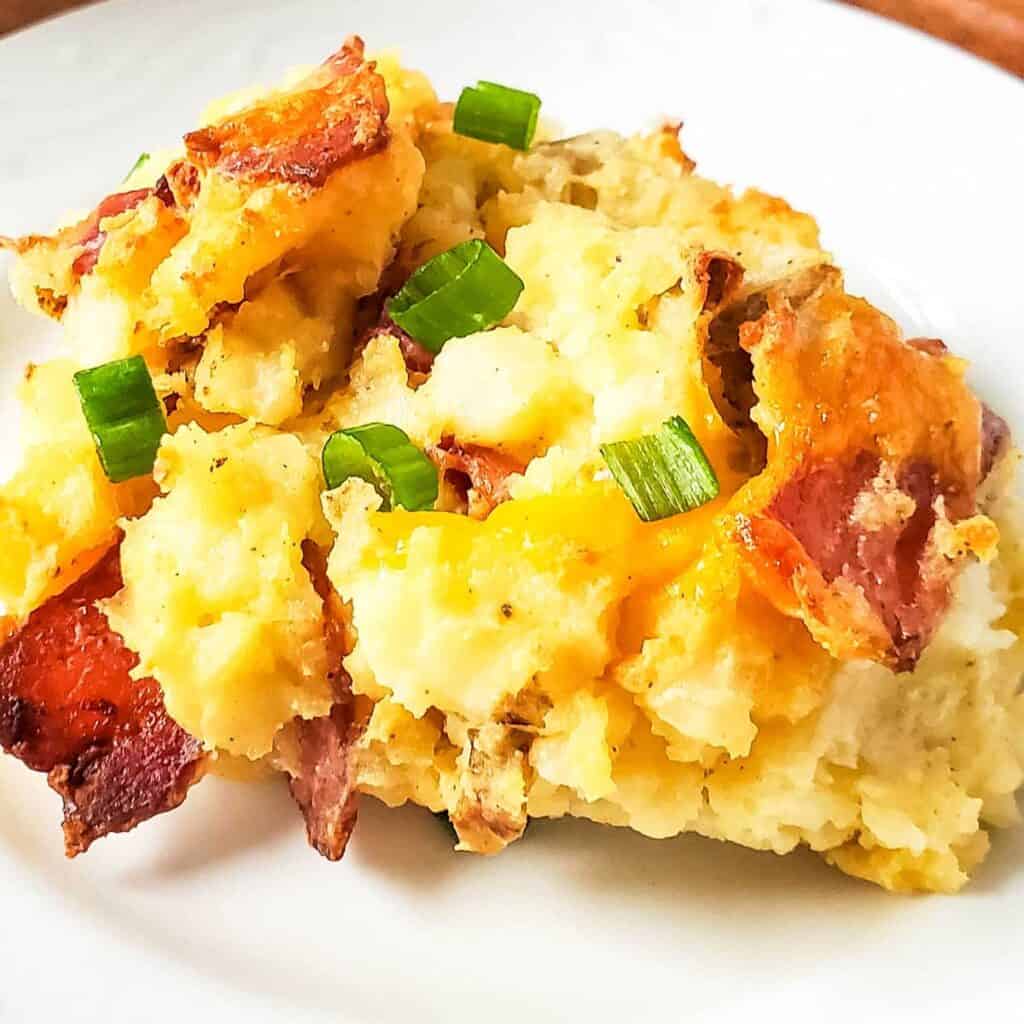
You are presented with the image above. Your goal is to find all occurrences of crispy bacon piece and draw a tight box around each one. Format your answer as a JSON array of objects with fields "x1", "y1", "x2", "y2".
[
  {"x1": 70, "y1": 188, "x2": 158, "y2": 276},
  {"x1": 287, "y1": 698, "x2": 361, "y2": 862},
  {"x1": 285, "y1": 543, "x2": 362, "y2": 861},
  {"x1": 0, "y1": 186, "x2": 170, "y2": 289},
  {"x1": 0, "y1": 548, "x2": 205, "y2": 855},
  {"x1": 397, "y1": 333, "x2": 435, "y2": 375},
  {"x1": 429, "y1": 436, "x2": 526, "y2": 519},
  {"x1": 2, "y1": 35, "x2": 390, "y2": 325},
  {"x1": 728, "y1": 280, "x2": 996, "y2": 670},
  {"x1": 184, "y1": 36, "x2": 389, "y2": 189},
  {"x1": 755, "y1": 453, "x2": 948, "y2": 669}
]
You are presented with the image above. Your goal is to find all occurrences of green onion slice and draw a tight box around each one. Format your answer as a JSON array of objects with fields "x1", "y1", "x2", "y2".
[
  {"x1": 453, "y1": 80, "x2": 541, "y2": 150},
  {"x1": 322, "y1": 423, "x2": 438, "y2": 512},
  {"x1": 125, "y1": 152, "x2": 150, "y2": 180},
  {"x1": 74, "y1": 355, "x2": 167, "y2": 483},
  {"x1": 385, "y1": 239, "x2": 524, "y2": 353},
  {"x1": 600, "y1": 416, "x2": 719, "y2": 522}
]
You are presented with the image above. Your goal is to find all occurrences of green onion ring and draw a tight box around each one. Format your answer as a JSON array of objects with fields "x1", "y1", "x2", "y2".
[
  {"x1": 600, "y1": 416, "x2": 719, "y2": 522},
  {"x1": 386, "y1": 239, "x2": 524, "y2": 353},
  {"x1": 322, "y1": 423, "x2": 438, "y2": 512}
]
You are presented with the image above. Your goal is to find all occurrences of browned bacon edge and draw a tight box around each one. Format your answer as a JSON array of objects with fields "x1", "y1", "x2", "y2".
[
  {"x1": 71, "y1": 188, "x2": 159, "y2": 276},
  {"x1": 763, "y1": 452, "x2": 949, "y2": 671},
  {"x1": 184, "y1": 36, "x2": 390, "y2": 189},
  {"x1": 286, "y1": 698, "x2": 361, "y2": 862},
  {"x1": 287, "y1": 543, "x2": 363, "y2": 861},
  {"x1": 0, "y1": 547, "x2": 206, "y2": 856},
  {"x1": 2, "y1": 34, "x2": 391, "y2": 314},
  {"x1": 429, "y1": 436, "x2": 526, "y2": 519}
]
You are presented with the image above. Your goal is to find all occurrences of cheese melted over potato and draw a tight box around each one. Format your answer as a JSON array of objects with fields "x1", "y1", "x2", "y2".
[
  {"x1": 105, "y1": 422, "x2": 334, "y2": 759},
  {"x1": 3, "y1": 48, "x2": 1022, "y2": 892},
  {"x1": 0, "y1": 362, "x2": 153, "y2": 618}
]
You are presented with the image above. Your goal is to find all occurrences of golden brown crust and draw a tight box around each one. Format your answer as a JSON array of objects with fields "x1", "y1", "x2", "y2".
[
  {"x1": 703, "y1": 265, "x2": 841, "y2": 471},
  {"x1": 34, "y1": 287, "x2": 68, "y2": 319},
  {"x1": 3, "y1": 35, "x2": 392, "y2": 324},
  {"x1": 655, "y1": 121, "x2": 697, "y2": 173},
  {"x1": 450, "y1": 725, "x2": 528, "y2": 854},
  {"x1": 184, "y1": 36, "x2": 390, "y2": 189}
]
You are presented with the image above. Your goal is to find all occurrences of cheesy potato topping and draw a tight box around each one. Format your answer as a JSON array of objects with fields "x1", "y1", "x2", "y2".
[
  {"x1": 3, "y1": 45, "x2": 1022, "y2": 891},
  {"x1": 105, "y1": 422, "x2": 334, "y2": 758},
  {"x1": 0, "y1": 361, "x2": 153, "y2": 618}
]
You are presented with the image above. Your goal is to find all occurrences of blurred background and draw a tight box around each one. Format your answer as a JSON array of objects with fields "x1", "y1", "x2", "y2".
[{"x1": 2, "y1": 0, "x2": 1022, "y2": 76}]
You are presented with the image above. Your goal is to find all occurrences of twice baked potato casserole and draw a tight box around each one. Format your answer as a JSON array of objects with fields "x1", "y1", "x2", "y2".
[{"x1": 1, "y1": 37, "x2": 1021, "y2": 893}]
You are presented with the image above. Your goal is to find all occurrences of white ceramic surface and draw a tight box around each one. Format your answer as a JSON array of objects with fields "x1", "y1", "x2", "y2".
[{"x1": 1, "y1": 2, "x2": 1022, "y2": 1021}]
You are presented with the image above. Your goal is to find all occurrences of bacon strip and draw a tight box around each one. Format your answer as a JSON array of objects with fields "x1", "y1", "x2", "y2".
[
  {"x1": 727, "y1": 280, "x2": 996, "y2": 671},
  {"x1": 287, "y1": 698, "x2": 361, "y2": 862},
  {"x1": 429, "y1": 436, "x2": 526, "y2": 519},
  {"x1": 285, "y1": 543, "x2": 362, "y2": 861},
  {"x1": 0, "y1": 548, "x2": 206, "y2": 855},
  {"x1": 184, "y1": 36, "x2": 389, "y2": 189},
  {"x1": 758, "y1": 453, "x2": 948, "y2": 670},
  {"x1": 0, "y1": 186, "x2": 170, "y2": 289},
  {"x1": 69, "y1": 188, "x2": 159, "y2": 276},
  {"x1": 3, "y1": 34, "x2": 390, "y2": 322}
]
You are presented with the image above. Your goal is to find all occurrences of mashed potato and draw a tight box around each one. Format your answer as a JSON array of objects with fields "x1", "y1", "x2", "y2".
[
  {"x1": 0, "y1": 361, "x2": 153, "y2": 618},
  {"x1": 3, "y1": 43, "x2": 1021, "y2": 890},
  {"x1": 334, "y1": 467, "x2": 1023, "y2": 890},
  {"x1": 105, "y1": 422, "x2": 334, "y2": 759}
]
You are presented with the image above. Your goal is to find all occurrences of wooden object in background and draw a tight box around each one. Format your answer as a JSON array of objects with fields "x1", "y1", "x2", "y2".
[
  {"x1": 844, "y1": 0, "x2": 1024, "y2": 76},
  {"x1": 1, "y1": 0, "x2": 94, "y2": 37}
]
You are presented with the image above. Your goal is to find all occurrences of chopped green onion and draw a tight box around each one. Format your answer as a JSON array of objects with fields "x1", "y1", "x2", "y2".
[
  {"x1": 74, "y1": 355, "x2": 167, "y2": 483},
  {"x1": 454, "y1": 81, "x2": 541, "y2": 150},
  {"x1": 124, "y1": 152, "x2": 150, "y2": 180},
  {"x1": 322, "y1": 423, "x2": 438, "y2": 512},
  {"x1": 386, "y1": 239, "x2": 524, "y2": 353},
  {"x1": 600, "y1": 416, "x2": 719, "y2": 522}
]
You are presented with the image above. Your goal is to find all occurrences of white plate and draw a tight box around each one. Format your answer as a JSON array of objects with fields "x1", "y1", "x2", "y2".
[{"x1": 1, "y1": 2, "x2": 1022, "y2": 1021}]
